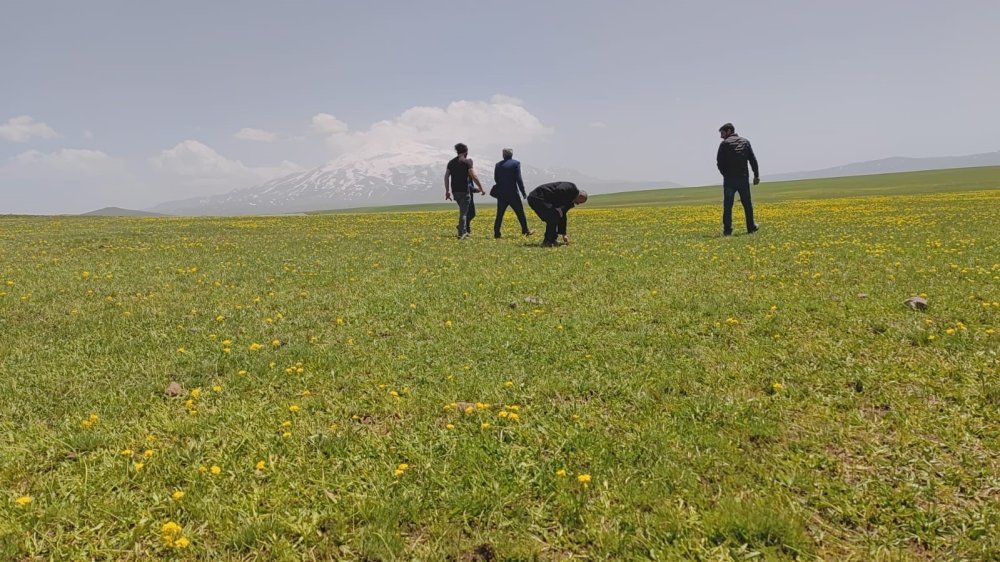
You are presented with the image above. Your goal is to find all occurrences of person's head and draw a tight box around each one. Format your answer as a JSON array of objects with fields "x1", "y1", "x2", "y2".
[
  {"x1": 574, "y1": 190, "x2": 588, "y2": 205},
  {"x1": 454, "y1": 143, "x2": 468, "y2": 156},
  {"x1": 718, "y1": 123, "x2": 735, "y2": 139},
  {"x1": 502, "y1": 147, "x2": 513, "y2": 160}
]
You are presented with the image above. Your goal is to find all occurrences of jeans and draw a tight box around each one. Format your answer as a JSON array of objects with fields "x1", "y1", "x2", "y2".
[
  {"x1": 454, "y1": 191, "x2": 476, "y2": 236},
  {"x1": 722, "y1": 176, "x2": 755, "y2": 234},
  {"x1": 528, "y1": 197, "x2": 567, "y2": 244},
  {"x1": 494, "y1": 194, "x2": 530, "y2": 236}
]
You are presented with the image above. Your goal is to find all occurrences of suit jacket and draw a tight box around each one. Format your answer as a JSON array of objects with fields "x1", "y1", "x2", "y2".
[
  {"x1": 493, "y1": 158, "x2": 527, "y2": 199},
  {"x1": 528, "y1": 181, "x2": 579, "y2": 213}
]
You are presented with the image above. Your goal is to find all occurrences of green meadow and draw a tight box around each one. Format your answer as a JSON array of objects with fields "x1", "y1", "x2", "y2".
[{"x1": 1, "y1": 168, "x2": 998, "y2": 560}]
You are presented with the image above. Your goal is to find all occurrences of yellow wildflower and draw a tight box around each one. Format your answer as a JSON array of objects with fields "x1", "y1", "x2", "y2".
[{"x1": 15, "y1": 495, "x2": 33, "y2": 506}]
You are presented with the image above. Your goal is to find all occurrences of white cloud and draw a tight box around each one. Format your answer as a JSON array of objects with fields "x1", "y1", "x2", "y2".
[
  {"x1": 588, "y1": 121, "x2": 607, "y2": 129},
  {"x1": 149, "y1": 140, "x2": 302, "y2": 192},
  {"x1": 83, "y1": 130, "x2": 95, "y2": 139},
  {"x1": 325, "y1": 96, "x2": 553, "y2": 155},
  {"x1": 311, "y1": 113, "x2": 349, "y2": 134},
  {"x1": 0, "y1": 115, "x2": 60, "y2": 143},
  {"x1": 490, "y1": 94, "x2": 524, "y2": 106},
  {"x1": 11, "y1": 148, "x2": 121, "y2": 175},
  {"x1": 234, "y1": 127, "x2": 278, "y2": 142}
]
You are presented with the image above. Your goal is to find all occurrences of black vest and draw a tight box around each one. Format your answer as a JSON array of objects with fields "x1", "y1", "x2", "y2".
[{"x1": 448, "y1": 157, "x2": 471, "y2": 192}]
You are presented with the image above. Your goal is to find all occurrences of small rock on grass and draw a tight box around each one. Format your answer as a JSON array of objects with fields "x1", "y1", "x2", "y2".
[
  {"x1": 524, "y1": 295, "x2": 542, "y2": 305},
  {"x1": 904, "y1": 296, "x2": 928, "y2": 310},
  {"x1": 165, "y1": 381, "x2": 184, "y2": 397}
]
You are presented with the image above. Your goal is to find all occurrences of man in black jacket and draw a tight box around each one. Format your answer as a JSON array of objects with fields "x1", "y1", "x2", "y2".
[
  {"x1": 716, "y1": 123, "x2": 760, "y2": 235},
  {"x1": 527, "y1": 181, "x2": 588, "y2": 247},
  {"x1": 492, "y1": 148, "x2": 532, "y2": 238}
]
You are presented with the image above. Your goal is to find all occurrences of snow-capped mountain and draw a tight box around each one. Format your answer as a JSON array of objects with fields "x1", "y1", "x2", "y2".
[{"x1": 149, "y1": 142, "x2": 678, "y2": 215}]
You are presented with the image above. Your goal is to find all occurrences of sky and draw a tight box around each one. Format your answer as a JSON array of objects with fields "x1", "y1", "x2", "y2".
[{"x1": 2, "y1": 0, "x2": 998, "y2": 214}]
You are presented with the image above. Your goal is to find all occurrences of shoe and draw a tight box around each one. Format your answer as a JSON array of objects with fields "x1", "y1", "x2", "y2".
[
  {"x1": 541, "y1": 241, "x2": 557, "y2": 247},
  {"x1": 723, "y1": 231, "x2": 733, "y2": 236},
  {"x1": 748, "y1": 224, "x2": 759, "y2": 234},
  {"x1": 494, "y1": 234, "x2": 501, "y2": 239},
  {"x1": 522, "y1": 230, "x2": 534, "y2": 236},
  {"x1": 458, "y1": 233, "x2": 469, "y2": 240}
]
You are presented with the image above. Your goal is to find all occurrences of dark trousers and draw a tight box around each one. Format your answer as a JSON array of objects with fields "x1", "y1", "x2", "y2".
[
  {"x1": 528, "y1": 197, "x2": 567, "y2": 244},
  {"x1": 722, "y1": 176, "x2": 755, "y2": 234},
  {"x1": 454, "y1": 191, "x2": 476, "y2": 235},
  {"x1": 494, "y1": 194, "x2": 530, "y2": 236}
]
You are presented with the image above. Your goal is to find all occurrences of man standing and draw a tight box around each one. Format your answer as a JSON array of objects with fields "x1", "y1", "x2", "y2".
[
  {"x1": 492, "y1": 148, "x2": 532, "y2": 238},
  {"x1": 527, "y1": 181, "x2": 588, "y2": 247},
  {"x1": 716, "y1": 123, "x2": 760, "y2": 236},
  {"x1": 445, "y1": 143, "x2": 485, "y2": 239}
]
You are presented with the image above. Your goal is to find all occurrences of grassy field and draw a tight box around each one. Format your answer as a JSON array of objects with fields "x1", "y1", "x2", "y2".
[{"x1": 1, "y1": 174, "x2": 999, "y2": 560}]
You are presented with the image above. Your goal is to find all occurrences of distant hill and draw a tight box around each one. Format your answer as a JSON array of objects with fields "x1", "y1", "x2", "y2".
[
  {"x1": 81, "y1": 207, "x2": 167, "y2": 217},
  {"x1": 316, "y1": 166, "x2": 1000, "y2": 214},
  {"x1": 771, "y1": 151, "x2": 1000, "y2": 181}
]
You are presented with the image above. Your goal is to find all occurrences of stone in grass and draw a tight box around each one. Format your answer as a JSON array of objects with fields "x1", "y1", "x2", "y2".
[
  {"x1": 165, "y1": 381, "x2": 184, "y2": 397},
  {"x1": 904, "y1": 296, "x2": 928, "y2": 311},
  {"x1": 508, "y1": 301, "x2": 518, "y2": 309},
  {"x1": 524, "y1": 295, "x2": 543, "y2": 305},
  {"x1": 857, "y1": 293, "x2": 869, "y2": 299}
]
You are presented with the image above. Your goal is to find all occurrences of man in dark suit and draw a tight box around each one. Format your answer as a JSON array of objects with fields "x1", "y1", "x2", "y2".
[
  {"x1": 492, "y1": 148, "x2": 532, "y2": 238},
  {"x1": 527, "y1": 181, "x2": 588, "y2": 247}
]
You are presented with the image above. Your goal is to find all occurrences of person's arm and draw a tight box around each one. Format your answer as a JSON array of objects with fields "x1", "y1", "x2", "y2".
[
  {"x1": 469, "y1": 165, "x2": 485, "y2": 194},
  {"x1": 515, "y1": 162, "x2": 526, "y2": 198},
  {"x1": 717, "y1": 144, "x2": 725, "y2": 176},
  {"x1": 494, "y1": 162, "x2": 500, "y2": 186},
  {"x1": 558, "y1": 213, "x2": 569, "y2": 243},
  {"x1": 747, "y1": 142, "x2": 760, "y2": 184},
  {"x1": 444, "y1": 169, "x2": 452, "y2": 200}
]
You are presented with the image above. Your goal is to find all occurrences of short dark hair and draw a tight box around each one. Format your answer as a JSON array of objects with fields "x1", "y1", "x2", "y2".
[
  {"x1": 719, "y1": 123, "x2": 735, "y2": 133},
  {"x1": 454, "y1": 143, "x2": 468, "y2": 154}
]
